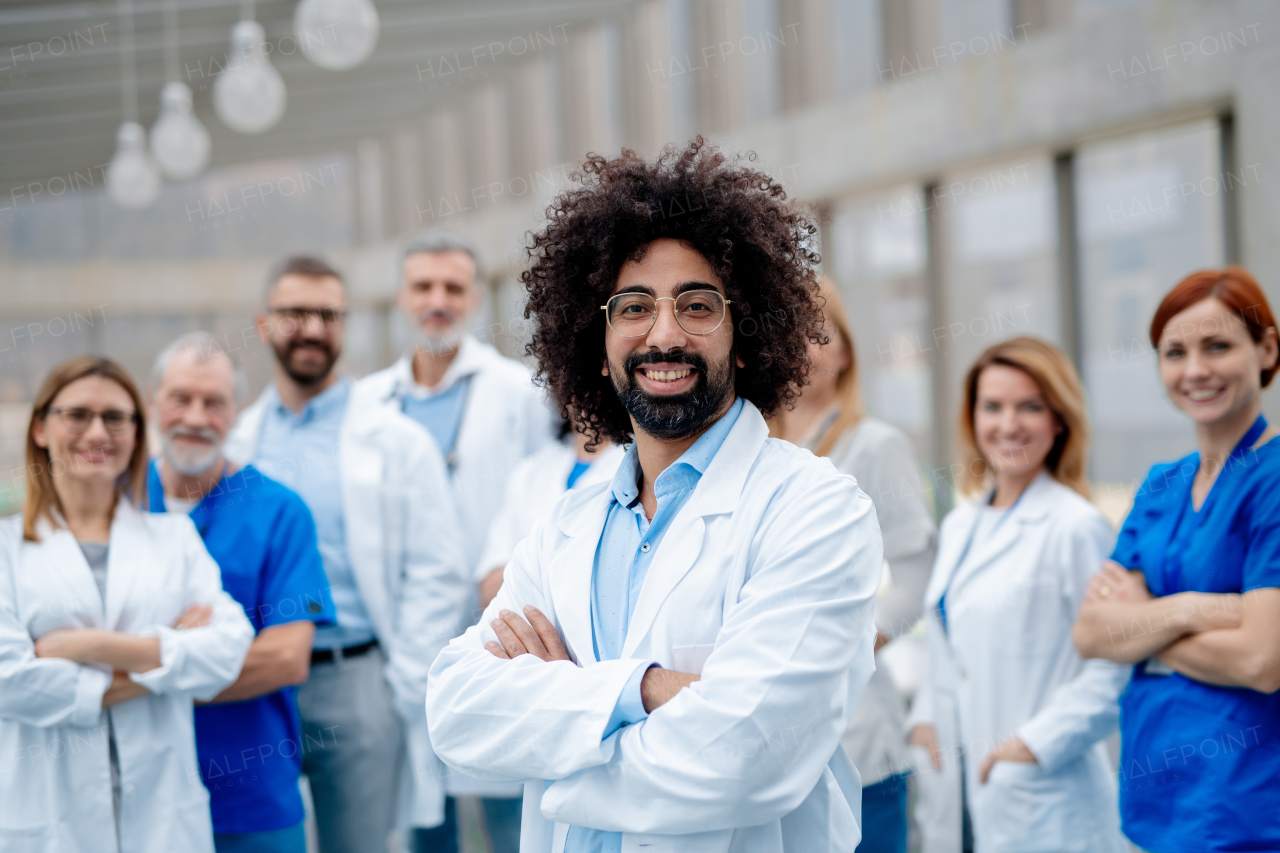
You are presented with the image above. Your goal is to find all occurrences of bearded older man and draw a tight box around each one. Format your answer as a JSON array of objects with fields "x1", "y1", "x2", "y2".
[{"x1": 147, "y1": 331, "x2": 336, "y2": 853}]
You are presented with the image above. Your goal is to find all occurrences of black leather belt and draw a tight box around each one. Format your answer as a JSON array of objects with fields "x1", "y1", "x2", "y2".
[{"x1": 310, "y1": 639, "x2": 378, "y2": 664}]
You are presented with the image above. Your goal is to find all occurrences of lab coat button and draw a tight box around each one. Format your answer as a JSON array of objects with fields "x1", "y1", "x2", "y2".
[
  {"x1": 123, "y1": 784, "x2": 135, "y2": 796},
  {"x1": 641, "y1": 542, "x2": 651, "y2": 552}
]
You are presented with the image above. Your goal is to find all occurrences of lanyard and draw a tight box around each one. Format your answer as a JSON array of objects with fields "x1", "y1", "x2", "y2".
[
  {"x1": 936, "y1": 485, "x2": 1025, "y2": 634},
  {"x1": 1159, "y1": 414, "x2": 1268, "y2": 594}
]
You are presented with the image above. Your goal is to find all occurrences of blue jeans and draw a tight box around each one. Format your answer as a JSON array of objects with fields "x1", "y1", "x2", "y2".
[
  {"x1": 413, "y1": 796, "x2": 522, "y2": 853},
  {"x1": 214, "y1": 823, "x2": 307, "y2": 853},
  {"x1": 855, "y1": 772, "x2": 910, "y2": 853}
]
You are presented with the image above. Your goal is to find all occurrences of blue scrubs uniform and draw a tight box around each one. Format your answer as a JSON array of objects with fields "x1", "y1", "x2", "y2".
[
  {"x1": 1110, "y1": 416, "x2": 1280, "y2": 853},
  {"x1": 147, "y1": 461, "x2": 336, "y2": 837}
]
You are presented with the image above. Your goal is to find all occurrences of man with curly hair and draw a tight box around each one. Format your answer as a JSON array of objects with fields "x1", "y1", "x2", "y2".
[{"x1": 427, "y1": 139, "x2": 884, "y2": 852}]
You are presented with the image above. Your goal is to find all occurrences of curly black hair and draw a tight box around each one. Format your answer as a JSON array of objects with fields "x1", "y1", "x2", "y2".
[{"x1": 522, "y1": 137, "x2": 825, "y2": 447}]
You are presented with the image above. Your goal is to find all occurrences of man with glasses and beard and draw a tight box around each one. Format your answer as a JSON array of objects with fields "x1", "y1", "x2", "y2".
[
  {"x1": 225, "y1": 257, "x2": 471, "y2": 853},
  {"x1": 147, "y1": 332, "x2": 335, "y2": 853},
  {"x1": 427, "y1": 139, "x2": 884, "y2": 852}
]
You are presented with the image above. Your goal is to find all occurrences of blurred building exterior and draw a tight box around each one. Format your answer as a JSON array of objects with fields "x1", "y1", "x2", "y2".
[{"x1": 2, "y1": 0, "x2": 1279, "y2": 517}]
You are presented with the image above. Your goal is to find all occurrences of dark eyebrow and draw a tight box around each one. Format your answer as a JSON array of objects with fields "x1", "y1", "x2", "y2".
[
  {"x1": 673, "y1": 280, "x2": 722, "y2": 297},
  {"x1": 611, "y1": 280, "x2": 722, "y2": 298},
  {"x1": 613, "y1": 284, "x2": 655, "y2": 297}
]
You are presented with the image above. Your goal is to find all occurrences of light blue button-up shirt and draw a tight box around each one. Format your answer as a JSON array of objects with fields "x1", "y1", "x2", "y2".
[
  {"x1": 253, "y1": 378, "x2": 377, "y2": 649},
  {"x1": 400, "y1": 375, "x2": 472, "y2": 474},
  {"x1": 564, "y1": 398, "x2": 744, "y2": 853}
]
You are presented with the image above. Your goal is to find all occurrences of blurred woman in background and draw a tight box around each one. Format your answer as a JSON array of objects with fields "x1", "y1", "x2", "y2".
[
  {"x1": 0, "y1": 356, "x2": 252, "y2": 853},
  {"x1": 906, "y1": 337, "x2": 1128, "y2": 853},
  {"x1": 1074, "y1": 268, "x2": 1280, "y2": 853},
  {"x1": 772, "y1": 280, "x2": 936, "y2": 853}
]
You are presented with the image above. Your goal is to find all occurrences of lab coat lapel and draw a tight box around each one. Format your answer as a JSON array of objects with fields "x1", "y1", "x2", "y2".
[
  {"x1": 103, "y1": 502, "x2": 148, "y2": 630},
  {"x1": 924, "y1": 503, "x2": 979, "y2": 609},
  {"x1": 38, "y1": 521, "x2": 105, "y2": 627},
  {"x1": 937, "y1": 472, "x2": 1058, "y2": 603},
  {"x1": 339, "y1": 413, "x2": 392, "y2": 642},
  {"x1": 620, "y1": 402, "x2": 767, "y2": 659},
  {"x1": 550, "y1": 497, "x2": 611, "y2": 664}
]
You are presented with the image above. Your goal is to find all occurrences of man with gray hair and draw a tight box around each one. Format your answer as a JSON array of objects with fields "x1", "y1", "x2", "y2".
[
  {"x1": 146, "y1": 331, "x2": 336, "y2": 853},
  {"x1": 361, "y1": 231, "x2": 556, "y2": 852}
]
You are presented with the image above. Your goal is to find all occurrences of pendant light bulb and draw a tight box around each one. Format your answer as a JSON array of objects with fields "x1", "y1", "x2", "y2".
[
  {"x1": 107, "y1": 121, "x2": 162, "y2": 210},
  {"x1": 150, "y1": 81, "x2": 211, "y2": 179},
  {"x1": 294, "y1": 0, "x2": 379, "y2": 71},
  {"x1": 214, "y1": 19, "x2": 286, "y2": 134}
]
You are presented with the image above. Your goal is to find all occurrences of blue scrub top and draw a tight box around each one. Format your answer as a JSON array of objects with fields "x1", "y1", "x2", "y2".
[
  {"x1": 1110, "y1": 416, "x2": 1280, "y2": 853},
  {"x1": 147, "y1": 460, "x2": 336, "y2": 835}
]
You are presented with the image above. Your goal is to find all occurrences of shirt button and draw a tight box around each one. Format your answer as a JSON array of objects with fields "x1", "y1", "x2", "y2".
[
  {"x1": 124, "y1": 784, "x2": 136, "y2": 796},
  {"x1": 641, "y1": 542, "x2": 651, "y2": 552}
]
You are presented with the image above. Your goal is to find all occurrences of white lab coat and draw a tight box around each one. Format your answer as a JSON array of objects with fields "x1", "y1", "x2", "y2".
[
  {"x1": 0, "y1": 503, "x2": 254, "y2": 853},
  {"x1": 226, "y1": 377, "x2": 471, "y2": 829},
  {"x1": 905, "y1": 472, "x2": 1130, "y2": 853},
  {"x1": 811, "y1": 417, "x2": 936, "y2": 786},
  {"x1": 475, "y1": 441, "x2": 626, "y2": 577},
  {"x1": 360, "y1": 337, "x2": 558, "y2": 579},
  {"x1": 428, "y1": 401, "x2": 884, "y2": 853}
]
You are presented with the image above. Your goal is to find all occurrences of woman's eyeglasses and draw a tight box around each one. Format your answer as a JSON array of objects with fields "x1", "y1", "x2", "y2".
[
  {"x1": 601, "y1": 290, "x2": 731, "y2": 338},
  {"x1": 45, "y1": 407, "x2": 138, "y2": 435}
]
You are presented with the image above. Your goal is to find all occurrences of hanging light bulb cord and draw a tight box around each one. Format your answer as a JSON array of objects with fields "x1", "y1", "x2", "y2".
[
  {"x1": 118, "y1": 0, "x2": 139, "y2": 122},
  {"x1": 163, "y1": 0, "x2": 179, "y2": 82},
  {"x1": 241, "y1": 0, "x2": 256, "y2": 21}
]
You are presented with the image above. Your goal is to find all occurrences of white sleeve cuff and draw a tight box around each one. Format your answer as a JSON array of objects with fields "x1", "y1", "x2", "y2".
[{"x1": 72, "y1": 666, "x2": 111, "y2": 728}]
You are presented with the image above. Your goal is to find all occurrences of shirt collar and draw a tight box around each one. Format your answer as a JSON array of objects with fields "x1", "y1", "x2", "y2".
[
  {"x1": 608, "y1": 397, "x2": 745, "y2": 508},
  {"x1": 397, "y1": 334, "x2": 485, "y2": 399},
  {"x1": 268, "y1": 376, "x2": 350, "y2": 424}
]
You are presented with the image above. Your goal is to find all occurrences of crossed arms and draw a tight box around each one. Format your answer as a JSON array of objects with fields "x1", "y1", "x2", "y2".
[{"x1": 1072, "y1": 560, "x2": 1280, "y2": 693}]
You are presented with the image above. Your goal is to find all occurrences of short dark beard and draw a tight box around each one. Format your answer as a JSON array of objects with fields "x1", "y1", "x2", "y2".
[
  {"x1": 272, "y1": 338, "x2": 339, "y2": 386},
  {"x1": 609, "y1": 349, "x2": 734, "y2": 440}
]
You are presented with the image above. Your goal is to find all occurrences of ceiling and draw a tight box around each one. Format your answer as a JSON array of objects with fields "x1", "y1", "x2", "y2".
[{"x1": 0, "y1": 0, "x2": 632, "y2": 191}]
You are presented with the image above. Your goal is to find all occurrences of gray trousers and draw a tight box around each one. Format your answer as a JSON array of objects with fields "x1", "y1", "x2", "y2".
[{"x1": 299, "y1": 647, "x2": 404, "y2": 853}]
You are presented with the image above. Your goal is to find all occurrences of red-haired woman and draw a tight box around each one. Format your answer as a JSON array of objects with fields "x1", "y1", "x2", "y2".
[
  {"x1": 1074, "y1": 267, "x2": 1280, "y2": 853},
  {"x1": 0, "y1": 357, "x2": 253, "y2": 852}
]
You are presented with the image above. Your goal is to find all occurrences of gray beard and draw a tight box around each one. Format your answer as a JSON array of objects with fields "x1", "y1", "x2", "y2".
[
  {"x1": 159, "y1": 433, "x2": 223, "y2": 477},
  {"x1": 415, "y1": 328, "x2": 462, "y2": 355}
]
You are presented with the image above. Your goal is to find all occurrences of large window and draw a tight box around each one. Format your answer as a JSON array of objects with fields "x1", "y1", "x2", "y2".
[
  {"x1": 829, "y1": 185, "x2": 933, "y2": 485},
  {"x1": 935, "y1": 156, "x2": 1061, "y2": 471},
  {"x1": 1076, "y1": 119, "x2": 1225, "y2": 484}
]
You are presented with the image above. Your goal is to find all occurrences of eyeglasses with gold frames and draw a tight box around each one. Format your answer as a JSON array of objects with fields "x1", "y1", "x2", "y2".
[{"x1": 601, "y1": 290, "x2": 731, "y2": 338}]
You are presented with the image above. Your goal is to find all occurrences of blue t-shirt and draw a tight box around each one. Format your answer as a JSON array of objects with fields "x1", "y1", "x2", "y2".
[
  {"x1": 1110, "y1": 417, "x2": 1280, "y2": 853},
  {"x1": 147, "y1": 460, "x2": 335, "y2": 834}
]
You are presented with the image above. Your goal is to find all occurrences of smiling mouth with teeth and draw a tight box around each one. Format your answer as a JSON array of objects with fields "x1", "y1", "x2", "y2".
[{"x1": 643, "y1": 368, "x2": 693, "y2": 382}]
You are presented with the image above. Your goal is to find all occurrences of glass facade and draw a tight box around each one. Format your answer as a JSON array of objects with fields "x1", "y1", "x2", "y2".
[{"x1": 1076, "y1": 119, "x2": 1225, "y2": 484}]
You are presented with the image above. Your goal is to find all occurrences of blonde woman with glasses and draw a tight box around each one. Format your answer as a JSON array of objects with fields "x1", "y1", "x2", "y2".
[
  {"x1": 0, "y1": 356, "x2": 252, "y2": 853},
  {"x1": 904, "y1": 338, "x2": 1128, "y2": 853},
  {"x1": 772, "y1": 280, "x2": 936, "y2": 853}
]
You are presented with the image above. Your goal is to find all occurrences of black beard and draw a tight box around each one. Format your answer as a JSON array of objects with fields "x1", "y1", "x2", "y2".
[
  {"x1": 273, "y1": 338, "x2": 339, "y2": 386},
  {"x1": 610, "y1": 350, "x2": 734, "y2": 440}
]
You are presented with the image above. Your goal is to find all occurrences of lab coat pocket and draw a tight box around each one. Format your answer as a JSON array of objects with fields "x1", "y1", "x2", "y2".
[
  {"x1": 0, "y1": 824, "x2": 60, "y2": 853},
  {"x1": 978, "y1": 761, "x2": 1075, "y2": 853},
  {"x1": 671, "y1": 644, "x2": 716, "y2": 676}
]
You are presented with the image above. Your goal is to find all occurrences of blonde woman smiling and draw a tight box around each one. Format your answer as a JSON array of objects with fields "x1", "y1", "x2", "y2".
[{"x1": 907, "y1": 338, "x2": 1128, "y2": 853}]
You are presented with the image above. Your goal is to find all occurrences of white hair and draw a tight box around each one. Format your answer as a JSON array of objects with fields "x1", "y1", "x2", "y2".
[
  {"x1": 150, "y1": 331, "x2": 248, "y2": 404},
  {"x1": 402, "y1": 230, "x2": 484, "y2": 281}
]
